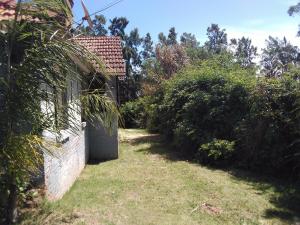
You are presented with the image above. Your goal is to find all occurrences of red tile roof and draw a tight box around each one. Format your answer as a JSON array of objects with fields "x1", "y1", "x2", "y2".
[
  {"x1": 0, "y1": 0, "x2": 73, "y2": 22},
  {"x1": 75, "y1": 36, "x2": 126, "y2": 76},
  {"x1": 0, "y1": 0, "x2": 15, "y2": 21}
]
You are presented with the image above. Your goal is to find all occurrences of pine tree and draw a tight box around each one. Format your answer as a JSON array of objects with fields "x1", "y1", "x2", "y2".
[
  {"x1": 233, "y1": 37, "x2": 257, "y2": 68},
  {"x1": 205, "y1": 24, "x2": 228, "y2": 54},
  {"x1": 180, "y1": 32, "x2": 199, "y2": 48},
  {"x1": 141, "y1": 33, "x2": 155, "y2": 60},
  {"x1": 108, "y1": 17, "x2": 129, "y2": 39},
  {"x1": 81, "y1": 15, "x2": 108, "y2": 36},
  {"x1": 167, "y1": 27, "x2": 177, "y2": 45},
  {"x1": 121, "y1": 28, "x2": 143, "y2": 101},
  {"x1": 158, "y1": 32, "x2": 167, "y2": 45}
]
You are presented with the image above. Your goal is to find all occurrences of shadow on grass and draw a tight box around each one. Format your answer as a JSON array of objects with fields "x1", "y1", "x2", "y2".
[
  {"x1": 88, "y1": 158, "x2": 118, "y2": 165},
  {"x1": 230, "y1": 170, "x2": 300, "y2": 223},
  {"x1": 129, "y1": 134, "x2": 191, "y2": 162},
  {"x1": 129, "y1": 133, "x2": 300, "y2": 224}
]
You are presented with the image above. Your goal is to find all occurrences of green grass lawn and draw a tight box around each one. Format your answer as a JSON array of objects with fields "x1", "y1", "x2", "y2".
[{"x1": 19, "y1": 129, "x2": 300, "y2": 225}]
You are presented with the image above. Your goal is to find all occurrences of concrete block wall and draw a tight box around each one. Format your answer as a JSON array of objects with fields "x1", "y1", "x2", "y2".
[
  {"x1": 89, "y1": 77, "x2": 119, "y2": 161},
  {"x1": 89, "y1": 118, "x2": 118, "y2": 160},
  {"x1": 42, "y1": 76, "x2": 119, "y2": 200},
  {"x1": 43, "y1": 125, "x2": 89, "y2": 200}
]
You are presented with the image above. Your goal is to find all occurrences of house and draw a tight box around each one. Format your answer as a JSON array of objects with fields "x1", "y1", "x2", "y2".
[
  {"x1": 75, "y1": 36, "x2": 126, "y2": 159},
  {"x1": 0, "y1": 0, "x2": 126, "y2": 200},
  {"x1": 42, "y1": 36, "x2": 125, "y2": 200}
]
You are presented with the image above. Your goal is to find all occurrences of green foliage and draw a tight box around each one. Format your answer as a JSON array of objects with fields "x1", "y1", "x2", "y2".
[
  {"x1": 167, "y1": 27, "x2": 178, "y2": 45},
  {"x1": 261, "y1": 36, "x2": 299, "y2": 77},
  {"x1": 81, "y1": 15, "x2": 108, "y2": 36},
  {"x1": 160, "y1": 56, "x2": 254, "y2": 150},
  {"x1": 120, "y1": 93, "x2": 163, "y2": 133},
  {"x1": 197, "y1": 139, "x2": 235, "y2": 165},
  {"x1": 158, "y1": 32, "x2": 167, "y2": 45},
  {"x1": 81, "y1": 90, "x2": 119, "y2": 133},
  {"x1": 180, "y1": 32, "x2": 199, "y2": 48},
  {"x1": 132, "y1": 54, "x2": 300, "y2": 180},
  {"x1": 205, "y1": 24, "x2": 228, "y2": 54},
  {"x1": 231, "y1": 37, "x2": 258, "y2": 68},
  {"x1": 141, "y1": 33, "x2": 155, "y2": 60},
  {"x1": 108, "y1": 17, "x2": 129, "y2": 39},
  {"x1": 236, "y1": 76, "x2": 300, "y2": 177},
  {"x1": 185, "y1": 47, "x2": 212, "y2": 63},
  {"x1": 120, "y1": 99, "x2": 146, "y2": 128}
]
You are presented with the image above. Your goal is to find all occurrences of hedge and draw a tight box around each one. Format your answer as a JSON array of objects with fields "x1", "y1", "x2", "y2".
[{"x1": 121, "y1": 58, "x2": 300, "y2": 179}]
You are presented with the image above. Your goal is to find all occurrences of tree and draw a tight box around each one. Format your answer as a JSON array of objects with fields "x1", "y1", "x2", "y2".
[
  {"x1": 81, "y1": 14, "x2": 108, "y2": 36},
  {"x1": 288, "y1": 2, "x2": 300, "y2": 36},
  {"x1": 167, "y1": 27, "x2": 177, "y2": 45},
  {"x1": 141, "y1": 44, "x2": 189, "y2": 96},
  {"x1": 158, "y1": 32, "x2": 167, "y2": 45},
  {"x1": 155, "y1": 44, "x2": 189, "y2": 78},
  {"x1": 120, "y1": 28, "x2": 143, "y2": 102},
  {"x1": 185, "y1": 47, "x2": 212, "y2": 63},
  {"x1": 124, "y1": 28, "x2": 143, "y2": 71},
  {"x1": 107, "y1": 17, "x2": 143, "y2": 102},
  {"x1": 261, "y1": 36, "x2": 299, "y2": 77},
  {"x1": 108, "y1": 17, "x2": 129, "y2": 39},
  {"x1": 180, "y1": 32, "x2": 199, "y2": 48},
  {"x1": 141, "y1": 33, "x2": 155, "y2": 60},
  {"x1": 205, "y1": 24, "x2": 228, "y2": 54},
  {"x1": 0, "y1": 1, "x2": 118, "y2": 223},
  {"x1": 232, "y1": 37, "x2": 257, "y2": 68}
]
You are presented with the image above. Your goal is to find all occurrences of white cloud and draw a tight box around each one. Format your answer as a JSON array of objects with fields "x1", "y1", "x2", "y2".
[
  {"x1": 196, "y1": 21, "x2": 300, "y2": 63},
  {"x1": 226, "y1": 23, "x2": 300, "y2": 53}
]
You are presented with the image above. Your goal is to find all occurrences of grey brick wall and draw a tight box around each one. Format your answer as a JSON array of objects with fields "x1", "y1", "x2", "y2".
[
  {"x1": 42, "y1": 76, "x2": 119, "y2": 200},
  {"x1": 43, "y1": 125, "x2": 89, "y2": 200}
]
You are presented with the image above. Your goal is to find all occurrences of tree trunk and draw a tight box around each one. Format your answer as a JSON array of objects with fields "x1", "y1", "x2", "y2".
[{"x1": 6, "y1": 177, "x2": 18, "y2": 225}]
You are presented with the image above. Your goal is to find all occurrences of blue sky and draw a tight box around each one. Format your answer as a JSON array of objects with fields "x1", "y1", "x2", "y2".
[{"x1": 73, "y1": 0, "x2": 300, "y2": 51}]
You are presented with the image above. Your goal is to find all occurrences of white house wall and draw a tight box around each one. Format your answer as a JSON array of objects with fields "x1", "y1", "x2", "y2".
[
  {"x1": 42, "y1": 79, "x2": 89, "y2": 200},
  {"x1": 41, "y1": 76, "x2": 120, "y2": 200},
  {"x1": 43, "y1": 125, "x2": 88, "y2": 200}
]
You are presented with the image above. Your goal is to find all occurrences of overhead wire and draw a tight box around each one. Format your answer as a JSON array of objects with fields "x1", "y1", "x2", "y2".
[{"x1": 73, "y1": 0, "x2": 125, "y2": 26}]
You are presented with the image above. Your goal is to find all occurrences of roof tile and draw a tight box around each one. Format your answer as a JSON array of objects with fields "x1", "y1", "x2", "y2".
[
  {"x1": 75, "y1": 36, "x2": 126, "y2": 76},
  {"x1": 0, "y1": 0, "x2": 15, "y2": 21}
]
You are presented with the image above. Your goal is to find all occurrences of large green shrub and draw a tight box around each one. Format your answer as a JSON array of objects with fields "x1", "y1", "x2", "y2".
[
  {"x1": 120, "y1": 99, "x2": 147, "y2": 128},
  {"x1": 160, "y1": 56, "x2": 255, "y2": 154},
  {"x1": 123, "y1": 55, "x2": 300, "y2": 179},
  {"x1": 155, "y1": 56, "x2": 299, "y2": 179},
  {"x1": 236, "y1": 76, "x2": 300, "y2": 178},
  {"x1": 120, "y1": 92, "x2": 163, "y2": 132}
]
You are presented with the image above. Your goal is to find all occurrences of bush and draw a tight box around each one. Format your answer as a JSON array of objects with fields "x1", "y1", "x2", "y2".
[
  {"x1": 120, "y1": 92, "x2": 163, "y2": 132},
  {"x1": 197, "y1": 139, "x2": 235, "y2": 166},
  {"x1": 160, "y1": 57, "x2": 299, "y2": 178},
  {"x1": 120, "y1": 99, "x2": 146, "y2": 128},
  {"x1": 124, "y1": 55, "x2": 300, "y2": 180},
  {"x1": 160, "y1": 57, "x2": 254, "y2": 154},
  {"x1": 236, "y1": 76, "x2": 300, "y2": 178}
]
